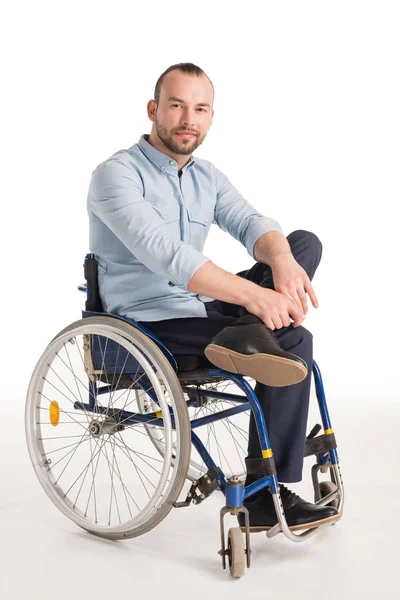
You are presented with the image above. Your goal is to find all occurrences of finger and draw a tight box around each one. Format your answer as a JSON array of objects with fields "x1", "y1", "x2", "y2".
[
  {"x1": 290, "y1": 288, "x2": 307, "y2": 314},
  {"x1": 280, "y1": 312, "x2": 292, "y2": 328},
  {"x1": 305, "y1": 281, "x2": 319, "y2": 308},
  {"x1": 272, "y1": 316, "x2": 283, "y2": 330},
  {"x1": 286, "y1": 295, "x2": 304, "y2": 319},
  {"x1": 289, "y1": 303, "x2": 304, "y2": 327},
  {"x1": 285, "y1": 290, "x2": 302, "y2": 311},
  {"x1": 263, "y1": 316, "x2": 275, "y2": 330},
  {"x1": 298, "y1": 288, "x2": 308, "y2": 314}
]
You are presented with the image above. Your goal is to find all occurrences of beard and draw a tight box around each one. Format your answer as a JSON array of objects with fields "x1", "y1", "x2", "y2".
[{"x1": 155, "y1": 121, "x2": 206, "y2": 155}]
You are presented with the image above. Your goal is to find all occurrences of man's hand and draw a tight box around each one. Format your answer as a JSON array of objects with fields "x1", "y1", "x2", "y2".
[
  {"x1": 243, "y1": 287, "x2": 305, "y2": 330},
  {"x1": 271, "y1": 253, "x2": 319, "y2": 315}
]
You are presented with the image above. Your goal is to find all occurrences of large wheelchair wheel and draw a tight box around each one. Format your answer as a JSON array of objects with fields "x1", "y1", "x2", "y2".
[
  {"x1": 25, "y1": 316, "x2": 191, "y2": 540},
  {"x1": 137, "y1": 378, "x2": 252, "y2": 482}
]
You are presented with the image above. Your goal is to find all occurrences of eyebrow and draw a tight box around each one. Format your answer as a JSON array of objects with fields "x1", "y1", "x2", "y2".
[{"x1": 167, "y1": 96, "x2": 211, "y2": 108}]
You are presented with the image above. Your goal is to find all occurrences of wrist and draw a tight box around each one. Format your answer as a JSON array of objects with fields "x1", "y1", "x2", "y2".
[
  {"x1": 269, "y1": 251, "x2": 294, "y2": 268},
  {"x1": 239, "y1": 278, "x2": 263, "y2": 309}
]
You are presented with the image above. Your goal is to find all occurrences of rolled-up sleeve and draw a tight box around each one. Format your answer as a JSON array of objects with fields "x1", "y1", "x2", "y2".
[
  {"x1": 214, "y1": 167, "x2": 283, "y2": 259},
  {"x1": 88, "y1": 160, "x2": 211, "y2": 288}
]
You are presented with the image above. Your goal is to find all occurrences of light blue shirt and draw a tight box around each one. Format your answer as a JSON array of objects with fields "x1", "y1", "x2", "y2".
[{"x1": 87, "y1": 134, "x2": 283, "y2": 322}]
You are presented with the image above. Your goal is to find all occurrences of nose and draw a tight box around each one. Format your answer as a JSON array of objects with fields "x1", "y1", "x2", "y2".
[{"x1": 179, "y1": 108, "x2": 197, "y2": 128}]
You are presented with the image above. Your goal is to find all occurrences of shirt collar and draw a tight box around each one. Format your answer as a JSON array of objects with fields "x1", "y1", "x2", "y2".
[{"x1": 137, "y1": 134, "x2": 195, "y2": 174}]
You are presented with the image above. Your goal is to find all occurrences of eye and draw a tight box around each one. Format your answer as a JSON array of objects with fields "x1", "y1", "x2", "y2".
[{"x1": 171, "y1": 104, "x2": 207, "y2": 112}]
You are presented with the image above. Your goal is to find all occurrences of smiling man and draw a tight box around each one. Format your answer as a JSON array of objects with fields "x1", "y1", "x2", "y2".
[
  {"x1": 148, "y1": 71, "x2": 212, "y2": 168},
  {"x1": 87, "y1": 62, "x2": 339, "y2": 531}
]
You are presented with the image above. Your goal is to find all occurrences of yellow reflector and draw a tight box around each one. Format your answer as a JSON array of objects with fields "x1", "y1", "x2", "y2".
[
  {"x1": 50, "y1": 401, "x2": 60, "y2": 426},
  {"x1": 156, "y1": 411, "x2": 162, "y2": 418},
  {"x1": 262, "y1": 448, "x2": 273, "y2": 458}
]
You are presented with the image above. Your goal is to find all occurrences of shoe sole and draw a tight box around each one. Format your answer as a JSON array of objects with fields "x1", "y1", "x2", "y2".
[
  {"x1": 239, "y1": 512, "x2": 341, "y2": 532},
  {"x1": 204, "y1": 345, "x2": 308, "y2": 387}
]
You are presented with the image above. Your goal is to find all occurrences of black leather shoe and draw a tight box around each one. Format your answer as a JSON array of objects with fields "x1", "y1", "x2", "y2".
[
  {"x1": 237, "y1": 483, "x2": 340, "y2": 532},
  {"x1": 204, "y1": 313, "x2": 308, "y2": 387}
]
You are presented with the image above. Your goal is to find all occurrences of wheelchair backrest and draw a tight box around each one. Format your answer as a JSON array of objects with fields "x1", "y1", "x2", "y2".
[{"x1": 84, "y1": 253, "x2": 104, "y2": 312}]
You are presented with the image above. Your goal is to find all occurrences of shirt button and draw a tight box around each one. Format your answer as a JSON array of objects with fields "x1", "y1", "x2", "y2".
[
  {"x1": 160, "y1": 165, "x2": 165, "y2": 170},
  {"x1": 169, "y1": 160, "x2": 174, "y2": 165},
  {"x1": 164, "y1": 214, "x2": 168, "y2": 219},
  {"x1": 205, "y1": 218, "x2": 209, "y2": 222}
]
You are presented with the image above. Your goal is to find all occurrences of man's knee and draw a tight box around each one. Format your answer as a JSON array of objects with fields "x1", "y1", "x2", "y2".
[
  {"x1": 291, "y1": 325, "x2": 313, "y2": 367},
  {"x1": 278, "y1": 325, "x2": 313, "y2": 360},
  {"x1": 288, "y1": 229, "x2": 323, "y2": 261},
  {"x1": 288, "y1": 324, "x2": 313, "y2": 346},
  {"x1": 297, "y1": 325, "x2": 313, "y2": 348}
]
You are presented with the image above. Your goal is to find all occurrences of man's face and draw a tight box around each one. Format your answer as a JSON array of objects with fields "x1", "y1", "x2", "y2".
[{"x1": 150, "y1": 71, "x2": 214, "y2": 156}]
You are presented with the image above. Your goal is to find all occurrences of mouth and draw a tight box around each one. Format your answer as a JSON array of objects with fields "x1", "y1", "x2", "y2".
[{"x1": 175, "y1": 131, "x2": 196, "y2": 138}]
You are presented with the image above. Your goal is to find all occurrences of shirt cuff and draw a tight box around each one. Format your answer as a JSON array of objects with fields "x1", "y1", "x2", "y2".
[
  {"x1": 167, "y1": 245, "x2": 211, "y2": 289},
  {"x1": 244, "y1": 217, "x2": 283, "y2": 260}
]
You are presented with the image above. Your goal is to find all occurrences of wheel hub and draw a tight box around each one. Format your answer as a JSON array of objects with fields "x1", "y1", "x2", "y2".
[{"x1": 89, "y1": 416, "x2": 124, "y2": 437}]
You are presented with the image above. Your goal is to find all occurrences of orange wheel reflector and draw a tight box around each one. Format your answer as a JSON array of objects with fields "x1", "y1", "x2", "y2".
[{"x1": 50, "y1": 401, "x2": 60, "y2": 426}]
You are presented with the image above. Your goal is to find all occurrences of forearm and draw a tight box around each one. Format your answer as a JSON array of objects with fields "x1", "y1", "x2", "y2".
[
  {"x1": 253, "y1": 230, "x2": 292, "y2": 267},
  {"x1": 187, "y1": 231, "x2": 293, "y2": 306},
  {"x1": 187, "y1": 260, "x2": 259, "y2": 308}
]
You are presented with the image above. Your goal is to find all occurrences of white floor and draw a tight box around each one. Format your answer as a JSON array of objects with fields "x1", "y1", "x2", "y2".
[{"x1": 1, "y1": 395, "x2": 399, "y2": 600}]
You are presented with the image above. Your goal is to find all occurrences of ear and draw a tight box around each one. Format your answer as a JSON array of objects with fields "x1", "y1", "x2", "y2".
[{"x1": 147, "y1": 99, "x2": 156, "y2": 121}]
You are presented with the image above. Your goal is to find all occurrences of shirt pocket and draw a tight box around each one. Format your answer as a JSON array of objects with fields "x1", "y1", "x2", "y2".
[
  {"x1": 187, "y1": 204, "x2": 214, "y2": 227},
  {"x1": 151, "y1": 202, "x2": 181, "y2": 224},
  {"x1": 187, "y1": 204, "x2": 214, "y2": 248}
]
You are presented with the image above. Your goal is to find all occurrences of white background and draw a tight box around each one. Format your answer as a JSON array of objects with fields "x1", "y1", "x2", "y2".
[
  {"x1": 1, "y1": 1, "x2": 399, "y2": 598},
  {"x1": 2, "y1": 0, "x2": 399, "y2": 399}
]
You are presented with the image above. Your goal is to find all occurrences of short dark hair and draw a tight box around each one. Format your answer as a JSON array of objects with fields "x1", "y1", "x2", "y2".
[{"x1": 154, "y1": 62, "x2": 214, "y2": 106}]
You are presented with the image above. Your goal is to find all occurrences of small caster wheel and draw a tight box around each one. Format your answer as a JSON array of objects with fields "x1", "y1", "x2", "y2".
[
  {"x1": 318, "y1": 481, "x2": 339, "y2": 509},
  {"x1": 227, "y1": 527, "x2": 246, "y2": 578}
]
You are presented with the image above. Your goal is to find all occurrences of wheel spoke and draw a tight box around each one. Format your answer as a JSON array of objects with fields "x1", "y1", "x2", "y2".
[{"x1": 52, "y1": 432, "x2": 91, "y2": 483}]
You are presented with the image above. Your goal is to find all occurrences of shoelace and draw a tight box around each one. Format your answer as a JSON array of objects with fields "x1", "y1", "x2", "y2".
[
  {"x1": 278, "y1": 484, "x2": 300, "y2": 503},
  {"x1": 266, "y1": 327, "x2": 280, "y2": 345}
]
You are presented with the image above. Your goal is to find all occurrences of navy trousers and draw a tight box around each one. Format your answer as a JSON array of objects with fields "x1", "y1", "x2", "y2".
[{"x1": 139, "y1": 230, "x2": 323, "y2": 482}]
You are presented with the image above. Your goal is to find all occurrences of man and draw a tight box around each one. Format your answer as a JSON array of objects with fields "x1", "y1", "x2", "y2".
[{"x1": 87, "y1": 62, "x2": 339, "y2": 531}]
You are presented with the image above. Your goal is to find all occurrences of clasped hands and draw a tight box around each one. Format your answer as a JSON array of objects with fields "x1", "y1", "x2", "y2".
[{"x1": 244, "y1": 255, "x2": 319, "y2": 331}]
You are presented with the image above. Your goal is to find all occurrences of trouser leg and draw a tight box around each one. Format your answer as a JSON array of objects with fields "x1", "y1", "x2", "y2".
[
  {"x1": 248, "y1": 326, "x2": 314, "y2": 482},
  {"x1": 235, "y1": 230, "x2": 323, "y2": 482}
]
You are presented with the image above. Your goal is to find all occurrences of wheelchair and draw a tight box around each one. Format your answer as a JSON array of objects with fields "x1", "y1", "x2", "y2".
[{"x1": 25, "y1": 253, "x2": 344, "y2": 578}]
